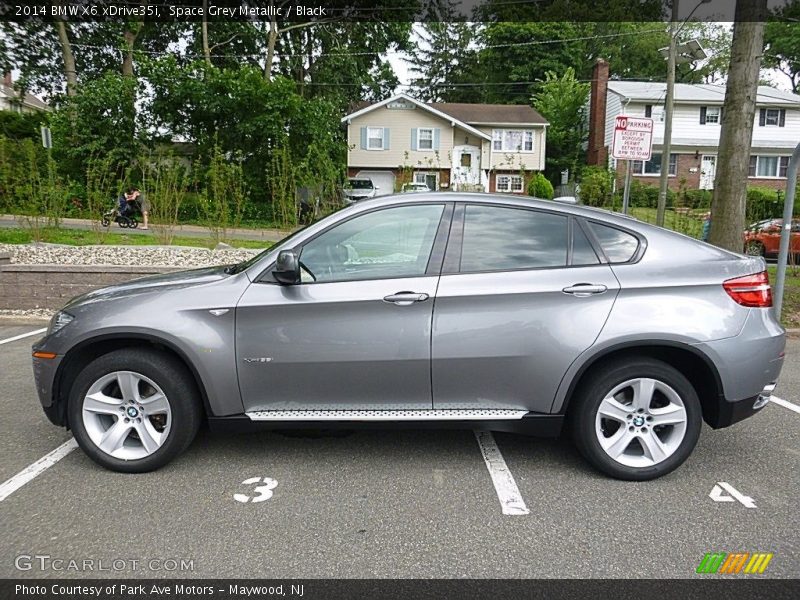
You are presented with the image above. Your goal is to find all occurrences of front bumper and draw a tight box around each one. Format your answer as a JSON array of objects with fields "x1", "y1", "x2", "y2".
[{"x1": 32, "y1": 338, "x2": 66, "y2": 426}]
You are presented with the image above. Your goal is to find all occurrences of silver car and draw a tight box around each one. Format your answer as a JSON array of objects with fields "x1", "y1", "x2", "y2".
[{"x1": 32, "y1": 193, "x2": 785, "y2": 480}]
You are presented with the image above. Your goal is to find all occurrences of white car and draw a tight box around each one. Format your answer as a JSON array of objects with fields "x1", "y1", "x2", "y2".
[
  {"x1": 401, "y1": 182, "x2": 432, "y2": 193},
  {"x1": 342, "y1": 178, "x2": 378, "y2": 203}
]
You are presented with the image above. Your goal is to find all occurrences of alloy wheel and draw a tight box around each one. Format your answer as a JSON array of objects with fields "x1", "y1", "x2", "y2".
[
  {"x1": 81, "y1": 371, "x2": 172, "y2": 460},
  {"x1": 594, "y1": 377, "x2": 688, "y2": 468}
]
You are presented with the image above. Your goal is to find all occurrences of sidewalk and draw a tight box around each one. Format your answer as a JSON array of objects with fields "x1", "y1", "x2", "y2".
[{"x1": 0, "y1": 214, "x2": 290, "y2": 243}]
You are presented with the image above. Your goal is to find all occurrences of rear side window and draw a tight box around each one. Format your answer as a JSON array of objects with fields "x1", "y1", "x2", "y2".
[
  {"x1": 460, "y1": 205, "x2": 568, "y2": 272},
  {"x1": 572, "y1": 221, "x2": 600, "y2": 266},
  {"x1": 588, "y1": 222, "x2": 640, "y2": 263}
]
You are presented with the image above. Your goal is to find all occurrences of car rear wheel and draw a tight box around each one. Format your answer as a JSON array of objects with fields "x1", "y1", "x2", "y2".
[
  {"x1": 570, "y1": 358, "x2": 702, "y2": 480},
  {"x1": 68, "y1": 349, "x2": 202, "y2": 472}
]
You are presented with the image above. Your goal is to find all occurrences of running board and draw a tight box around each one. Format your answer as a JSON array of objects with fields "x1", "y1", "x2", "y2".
[{"x1": 245, "y1": 409, "x2": 529, "y2": 422}]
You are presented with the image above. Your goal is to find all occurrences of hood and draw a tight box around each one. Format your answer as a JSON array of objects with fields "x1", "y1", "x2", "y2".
[
  {"x1": 65, "y1": 265, "x2": 232, "y2": 308},
  {"x1": 343, "y1": 188, "x2": 373, "y2": 198}
]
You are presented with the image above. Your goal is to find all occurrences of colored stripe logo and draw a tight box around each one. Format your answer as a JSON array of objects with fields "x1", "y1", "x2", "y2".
[{"x1": 697, "y1": 552, "x2": 773, "y2": 574}]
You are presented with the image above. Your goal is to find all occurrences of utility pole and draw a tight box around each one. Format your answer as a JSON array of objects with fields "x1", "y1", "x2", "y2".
[{"x1": 656, "y1": 0, "x2": 680, "y2": 227}]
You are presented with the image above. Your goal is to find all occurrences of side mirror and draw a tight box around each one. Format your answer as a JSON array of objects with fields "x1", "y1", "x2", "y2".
[{"x1": 273, "y1": 249, "x2": 300, "y2": 285}]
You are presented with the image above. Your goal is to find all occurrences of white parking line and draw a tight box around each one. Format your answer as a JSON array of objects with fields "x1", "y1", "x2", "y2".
[
  {"x1": 0, "y1": 327, "x2": 47, "y2": 346},
  {"x1": 474, "y1": 430, "x2": 530, "y2": 516},
  {"x1": 771, "y1": 396, "x2": 800, "y2": 415},
  {"x1": 0, "y1": 439, "x2": 78, "y2": 502}
]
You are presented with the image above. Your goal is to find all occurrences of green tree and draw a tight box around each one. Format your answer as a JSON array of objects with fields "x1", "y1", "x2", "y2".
[
  {"x1": 763, "y1": 0, "x2": 800, "y2": 92},
  {"x1": 406, "y1": 19, "x2": 479, "y2": 102},
  {"x1": 532, "y1": 68, "x2": 590, "y2": 183}
]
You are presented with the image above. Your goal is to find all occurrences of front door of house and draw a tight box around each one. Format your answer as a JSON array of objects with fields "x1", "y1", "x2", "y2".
[
  {"x1": 451, "y1": 145, "x2": 481, "y2": 189},
  {"x1": 700, "y1": 155, "x2": 716, "y2": 190}
]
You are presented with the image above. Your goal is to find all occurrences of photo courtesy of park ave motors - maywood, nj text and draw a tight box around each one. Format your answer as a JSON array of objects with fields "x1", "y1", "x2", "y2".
[{"x1": 0, "y1": 0, "x2": 799, "y2": 598}]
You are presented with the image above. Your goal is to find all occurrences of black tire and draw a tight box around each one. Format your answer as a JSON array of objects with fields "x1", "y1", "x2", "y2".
[
  {"x1": 101, "y1": 218, "x2": 110, "y2": 227},
  {"x1": 67, "y1": 348, "x2": 202, "y2": 473},
  {"x1": 570, "y1": 357, "x2": 702, "y2": 481},
  {"x1": 129, "y1": 218, "x2": 138, "y2": 229}
]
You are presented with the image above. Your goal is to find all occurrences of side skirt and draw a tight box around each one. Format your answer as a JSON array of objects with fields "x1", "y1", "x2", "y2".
[{"x1": 207, "y1": 413, "x2": 564, "y2": 437}]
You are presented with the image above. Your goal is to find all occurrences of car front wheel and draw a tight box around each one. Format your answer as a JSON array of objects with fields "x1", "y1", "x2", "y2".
[
  {"x1": 571, "y1": 358, "x2": 702, "y2": 480},
  {"x1": 68, "y1": 349, "x2": 202, "y2": 472}
]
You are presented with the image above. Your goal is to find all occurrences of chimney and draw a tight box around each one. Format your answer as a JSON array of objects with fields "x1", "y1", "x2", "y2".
[
  {"x1": 2, "y1": 72, "x2": 11, "y2": 87},
  {"x1": 587, "y1": 58, "x2": 609, "y2": 167}
]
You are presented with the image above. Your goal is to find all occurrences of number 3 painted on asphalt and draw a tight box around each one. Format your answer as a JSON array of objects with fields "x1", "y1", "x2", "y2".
[{"x1": 233, "y1": 477, "x2": 278, "y2": 503}]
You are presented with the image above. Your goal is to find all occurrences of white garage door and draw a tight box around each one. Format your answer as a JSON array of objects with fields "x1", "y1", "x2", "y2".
[{"x1": 357, "y1": 170, "x2": 395, "y2": 196}]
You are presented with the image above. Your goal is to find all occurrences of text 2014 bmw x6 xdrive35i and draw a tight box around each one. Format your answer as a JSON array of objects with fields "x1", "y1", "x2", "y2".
[{"x1": 32, "y1": 194, "x2": 785, "y2": 480}]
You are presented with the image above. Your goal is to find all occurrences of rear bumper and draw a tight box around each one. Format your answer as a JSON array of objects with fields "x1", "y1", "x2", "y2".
[
  {"x1": 692, "y1": 308, "x2": 784, "y2": 429},
  {"x1": 704, "y1": 384, "x2": 774, "y2": 429}
]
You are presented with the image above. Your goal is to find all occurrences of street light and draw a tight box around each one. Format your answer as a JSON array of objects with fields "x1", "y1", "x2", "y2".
[{"x1": 655, "y1": 0, "x2": 712, "y2": 228}]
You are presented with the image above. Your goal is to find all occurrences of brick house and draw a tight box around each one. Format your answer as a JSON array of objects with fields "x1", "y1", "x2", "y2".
[
  {"x1": 341, "y1": 93, "x2": 548, "y2": 194},
  {"x1": 586, "y1": 59, "x2": 800, "y2": 192}
]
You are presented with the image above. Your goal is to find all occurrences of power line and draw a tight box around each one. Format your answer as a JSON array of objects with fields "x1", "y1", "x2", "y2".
[{"x1": 65, "y1": 27, "x2": 667, "y2": 60}]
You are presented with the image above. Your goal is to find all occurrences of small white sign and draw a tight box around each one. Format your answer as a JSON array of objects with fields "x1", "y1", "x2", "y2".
[{"x1": 612, "y1": 116, "x2": 654, "y2": 161}]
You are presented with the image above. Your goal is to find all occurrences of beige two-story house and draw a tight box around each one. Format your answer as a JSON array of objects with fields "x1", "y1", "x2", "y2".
[{"x1": 341, "y1": 93, "x2": 548, "y2": 194}]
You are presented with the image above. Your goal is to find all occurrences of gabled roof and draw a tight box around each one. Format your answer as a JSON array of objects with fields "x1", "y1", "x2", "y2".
[
  {"x1": 429, "y1": 102, "x2": 548, "y2": 125},
  {"x1": 0, "y1": 84, "x2": 50, "y2": 111},
  {"x1": 607, "y1": 81, "x2": 800, "y2": 106},
  {"x1": 341, "y1": 94, "x2": 548, "y2": 139}
]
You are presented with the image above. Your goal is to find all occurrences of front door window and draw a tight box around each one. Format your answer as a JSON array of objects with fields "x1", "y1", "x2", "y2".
[{"x1": 299, "y1": 204, "x2": 445, "y2": 283}]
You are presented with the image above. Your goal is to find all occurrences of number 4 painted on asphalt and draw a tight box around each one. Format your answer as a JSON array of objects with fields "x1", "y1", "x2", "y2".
[{"x1": 709, "y1": 482, "x2": 756, "y2": 508}]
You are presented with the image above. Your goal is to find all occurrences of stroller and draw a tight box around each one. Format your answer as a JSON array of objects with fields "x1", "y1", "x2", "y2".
[{"x1": 101, "y1": 197, "x2": 142, "y2": 229}]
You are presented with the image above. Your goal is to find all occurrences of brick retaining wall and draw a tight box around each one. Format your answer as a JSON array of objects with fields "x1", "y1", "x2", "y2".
[{"x1": 0, "y1": 254, "x2": 181, "y2": 310}]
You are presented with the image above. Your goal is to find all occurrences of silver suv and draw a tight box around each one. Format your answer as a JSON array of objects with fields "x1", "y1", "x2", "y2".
[{"x1": 32, "y1": 194, "x2": 785, "y2": 479}]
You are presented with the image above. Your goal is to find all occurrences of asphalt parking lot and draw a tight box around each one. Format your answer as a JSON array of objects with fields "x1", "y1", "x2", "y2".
[{"x1": 0, "y1": 323, "x2": 798, "y2": 579}]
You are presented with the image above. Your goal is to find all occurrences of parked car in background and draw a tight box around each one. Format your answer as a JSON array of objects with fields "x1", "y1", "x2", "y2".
[
  {"x1": 33, "y1": 193, "x2": 784, "y2": 480},
  {"x1": 342, "y1": 178, "x2": 378, "y2": 203},
  {"x1": 401, "y1": 182, "x2": 432, "y2": 193},
  {"x1": 743, "y1": 218, "x2": 800, "y2": 258}
]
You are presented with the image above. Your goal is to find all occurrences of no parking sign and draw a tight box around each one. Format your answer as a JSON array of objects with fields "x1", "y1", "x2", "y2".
[{"x1": 612, "y1": 116, "x2": 654, "y2": 161}]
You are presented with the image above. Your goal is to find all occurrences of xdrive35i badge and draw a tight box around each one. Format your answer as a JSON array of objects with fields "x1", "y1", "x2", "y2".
[{"x1": 242, "y1": 357, "x2": 273, "y2": 363}]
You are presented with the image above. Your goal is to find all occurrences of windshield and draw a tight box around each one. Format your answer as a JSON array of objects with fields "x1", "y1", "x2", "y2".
[{"x1": 347, "y1": 179, "x2": 373, "y2": 190}]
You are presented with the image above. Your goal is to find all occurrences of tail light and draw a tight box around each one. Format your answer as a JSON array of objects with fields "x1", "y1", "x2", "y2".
[{"x1": 723, "y1": 271, "x2": 772, "y2": 307}]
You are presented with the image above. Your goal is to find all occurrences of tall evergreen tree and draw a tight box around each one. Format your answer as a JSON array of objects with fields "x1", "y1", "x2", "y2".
[{"x1": 406, "y1": 22, "x2": 479, "y2": 102}]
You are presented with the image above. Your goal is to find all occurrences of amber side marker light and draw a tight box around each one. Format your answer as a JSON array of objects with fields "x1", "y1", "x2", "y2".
[{"x1": 32, "y1": 351, "x2": 57, "y2": 359}]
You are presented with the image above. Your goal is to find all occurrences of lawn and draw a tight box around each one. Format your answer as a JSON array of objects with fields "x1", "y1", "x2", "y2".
[
  {"x1": 627, "y1": 207, "x2": 704, "y2": 239},
  {"x1": 769, "y1": 265, "x2": 800, "y2": 330},
  {"x1": 0, "y1": 228, "x2": 271, "y2": 250}
]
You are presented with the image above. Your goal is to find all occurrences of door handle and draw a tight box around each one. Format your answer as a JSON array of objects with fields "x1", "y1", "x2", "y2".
[
  {"x1": 562, "y1": 283, "x2": 608, "y2": 297},
  {"x1": 383, "y1": 291, "x2": 430, "y2": 305}
]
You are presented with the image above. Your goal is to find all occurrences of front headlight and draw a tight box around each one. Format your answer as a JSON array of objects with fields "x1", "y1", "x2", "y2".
[{"x1": 48, "y1": 311, "x2": 74, "y2": 335}]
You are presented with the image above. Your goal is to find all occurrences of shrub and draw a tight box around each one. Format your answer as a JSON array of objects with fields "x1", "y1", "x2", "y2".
[
  {"x1": 527, "y1": 172, "x2": 554, "y2": 199},
  {"x1": 578, "y1": 166, "x2": 614, "y2": 207},
  {"x1": 679, "y1": 189, "x2": 712, "y2": 210},
  {"x1": 746, "y1": 187, "x2": 782, "y2": 222}
]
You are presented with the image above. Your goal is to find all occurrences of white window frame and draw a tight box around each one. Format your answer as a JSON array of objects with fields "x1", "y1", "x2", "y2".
[
  {"x1": 414, "y1": 171, "x2": 438, "y2": 189},
  {"x1": 705, "y1": 107, "x2": 720, "y2": 124},
  {"x1": 492, "y1": 129, "x2": 535, "y2": 153},
  {"x1": 496, "y1": 174, "x2": 523, "y2": 193},
  {"x1": 417, "y1": 127, "x2": 434, "y2": 151},
  {"x1": 764, "y1": 109, "x2": 781, "y2": 127},
  {"x1": 750, "y1": 155, "x2": 788, "y2": 179},
  {"x1": 632, "y1": 153, "x2": 677, "y2": 177},
  {"x1": 366, "y1": 126, "x2": 385, "y2": 151}
]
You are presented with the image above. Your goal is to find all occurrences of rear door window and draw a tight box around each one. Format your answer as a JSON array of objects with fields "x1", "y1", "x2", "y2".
[{"x1": 459, "y1": 205, "x2": 568, "y2": 272}]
